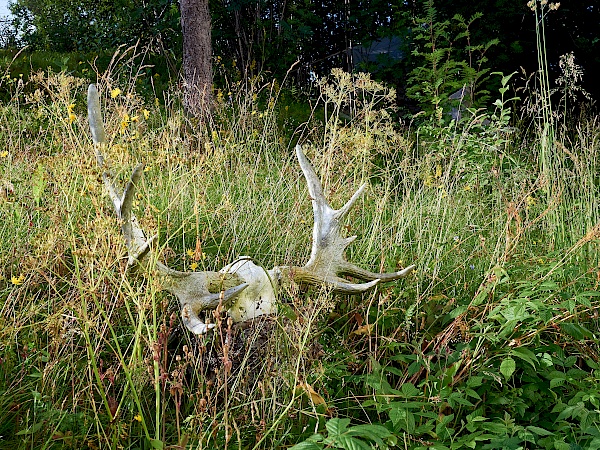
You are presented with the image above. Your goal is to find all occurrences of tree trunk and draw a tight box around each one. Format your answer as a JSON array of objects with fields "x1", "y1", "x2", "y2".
[{"x1": 179, "y1": 0, "x2": 212, "y2": 118}]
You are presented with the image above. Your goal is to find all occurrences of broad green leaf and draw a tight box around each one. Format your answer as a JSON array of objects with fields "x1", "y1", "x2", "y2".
[
  {"x1": 279, "y1": 303, "x2": 298, "y2": 320},
  {"x1": 401, "y1": 382, "x2": 420, "y2": 397},
  {"x1": 575, "y1": 291, "x2": 600, "y2": 308},
  {"x1": 468, "y1": 416, "x2": 487, "y2": 422},
  {"x1": 549, "y1": 377, "x2": 565, "y2": 389},
  {"x1": 510, "y1": 347, "x2": 538, "y2": 369},
  {"x1": 16, "y1": 421, "x2": 44, "y2": 436},
  {"x1": 526, "y1": 425, "x2": 553, "y2": 436},
  {"x1": 500, "y1": 357, "x2": 516, "y2": 380},
  {"x1": 326, "y1": 418, "x2": 351, "y2": 437},
  {"x1": 560, "y1": 322, "x2": 594, "y2": 340},
  {"x1": 32, "y1": 164, "x2": 47, "y2": 207},
  {"x1": 538, "y1": 281, "x2": 559, "y2": 291},
  {"x1": 290, "y1": 440, "x2": 324, "y2": 450},
  {"x1": 588, "y1": 437, "x2": 600, "y2": 450},
  {"x1": 448, "y1": 392, "x2": 474, "y2": 407},
  {"x1": 464, "y1": 388, "x2": 481, "y2": 400},
  {"x1": 149, "y1": 439, "x2": 164, "y2": 449},
  {"x1": 348, "y1": 424, "x2": 391, "y2": 446},
  {"x1": 337, "y1": 435, "x2": 371, "y2": 450},
  {"x1": 448, "y1": 305, "x2": 468, "y2": 318},
  {"x1": 466, "y1": 376, "x2": 483, "y2": 388}
]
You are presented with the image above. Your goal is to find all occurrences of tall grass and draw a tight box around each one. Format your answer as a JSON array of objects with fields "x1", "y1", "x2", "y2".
[{"x1": 1, "y1": 62, "x2": 599, "y2": 449}]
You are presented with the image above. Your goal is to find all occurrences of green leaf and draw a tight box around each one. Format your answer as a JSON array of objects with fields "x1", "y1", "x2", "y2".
[
  {"x1": 464, "y1": 388, "x2": 481, "y2": 400},
  {"x1": 526, "y1": 426, "x2": 553, "y2": 436},
  {"x1": 538, "y1": 281, "x2": 559, "y2": 291},
  {"x1": 510, "y1": 347, "x2": 538, "y2": 369},
  {"x1": 149, "y1": 439, "x2": 164, "y2": 449},
  {"x1": 326, "y1": 418, "x2": 351, "y2": 437},
  {"x1": 15, "y1": 421, "x2": 44, "y2": 436},
  {"x1": 348, "y1": 424, "x2": 392, "y2": 446},
  {"x1": 279, "y1": 303, "x2": 298, "y2": 320},
  {"x1": 448, "y1": 392, "x2": 474, "y2": 407},
  {"x1": 589, "y1": 437, "x2": 600, "y2": 450},
  {"x1": 389, "y1": 407, "x2": 416, "y2": 433},
  {"x1": 290, "y1": 440, "x2": 324, "y2": 450},
  {"x1": 500, "y1": 357, "x2": 516, "y2": 380},
  {"x1": 32, "y1": 164, "x2": 47, "y2": 207},
  {"x1": 466, "y1": 376, "x2": 483, "y2": 388},
  {"x1": 575, "y1": 291, "x2": 600, "y2": 308},
  {"x1": 401, "y1": 382, "x2": 420, "y2": 397},
  {"x1": 560, "y1": 322, "x2": 594, "y2": 340},
  {"x1": 429, "y1": 444, "x2": 450, "y2": 450},
  {"x1": 336, "y1": 435, "x2": 372, "y2": 450}
]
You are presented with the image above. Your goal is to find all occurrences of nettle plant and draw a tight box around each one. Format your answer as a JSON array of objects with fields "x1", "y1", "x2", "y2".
[{"x1": 87, "y1": 84, "x2": 415, "y2": 333}]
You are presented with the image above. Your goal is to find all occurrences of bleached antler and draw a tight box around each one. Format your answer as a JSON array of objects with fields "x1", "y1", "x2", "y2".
[
  {"x1": 87, "y1": 84, "x2": 248, "y2": 334},
  {"x1": 277, "y1": 145, "x2": 415, "y2": 293}
]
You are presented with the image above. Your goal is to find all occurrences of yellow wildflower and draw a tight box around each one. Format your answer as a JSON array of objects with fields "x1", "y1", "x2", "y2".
[
  {"x1": 11, "y1": 274, "x2": 25, "y2": 285},
  {"x1": 142, "y1": 109, "x2": 150, "y2": 120},
  {"x1": 111, "y1": 88, "x2": 122, "y2": 98},
  {"x1": 424, "y1": 174, "x2": 435, "y2": 187},
  {"x1": 133, "y1": 414, "x2": 142, "y2": 422},
  {"x1": 186, "y1": 249, "x2": 195, "y2": 258},
  {"x1": 120, "y1": 114, "x2": 130, "y2": 133},
  {"x1": 1, "y1": 151, "x2": 8, "y2": 158},
  {"x1": 190, "y1": 262, "x2": 198, "y2": 271},
  {"x1": 526, "y1": 195, "x2": 536, "y2": 208}
]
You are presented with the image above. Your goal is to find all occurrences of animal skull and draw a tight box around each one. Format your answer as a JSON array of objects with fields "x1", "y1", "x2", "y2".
[{"x1": 87, "y1": 84, "x2": 414, "y2": 333}]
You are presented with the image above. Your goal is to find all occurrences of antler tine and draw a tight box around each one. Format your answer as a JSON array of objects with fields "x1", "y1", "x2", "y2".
[
  {"x1": 291, "y1": 144, "x2": 414, "y2": 293},
  {"x1": 335, "y1": 183, "x2": 367, "y2": 221},
  {"x1": 87, "y1": 84, "x2": 107, "y2": 152},
  {"x1": 87, "y1": 83, "x2": 248, "y2": 333}
]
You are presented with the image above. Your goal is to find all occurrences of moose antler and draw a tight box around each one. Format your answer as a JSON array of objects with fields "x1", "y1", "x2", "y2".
[
  {"x1": 87, "y1": 84, "x2": 414, "y2": 334},
  {"x1": 87, "y1": 84, "x2": 248, "y2": 334},
  {"x1": 275, "y1": 146, "x2": 415, "y2": 293}
]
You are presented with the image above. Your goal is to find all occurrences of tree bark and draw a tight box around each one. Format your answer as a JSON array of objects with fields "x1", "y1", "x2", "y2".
[{"x1": 179, "y1": 0, "x2": 212, "y2": 118}]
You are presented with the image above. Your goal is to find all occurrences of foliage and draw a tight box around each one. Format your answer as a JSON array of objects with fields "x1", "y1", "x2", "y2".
[
  {"x1": 291, "y1": 418, "x2": 394, "y2": 450},
  {"x1": 0, "y1": 57, "x2": 599, "y2": 450},
  {"x1": 5, "y1": 0, "x2": 600, "y2": 113},
  {"x1": 9, "y1": 0, "x2": 181, "y2": 52},
  {"x1": 405, "y1": 0, "x2": 498, "y2": 121}
]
